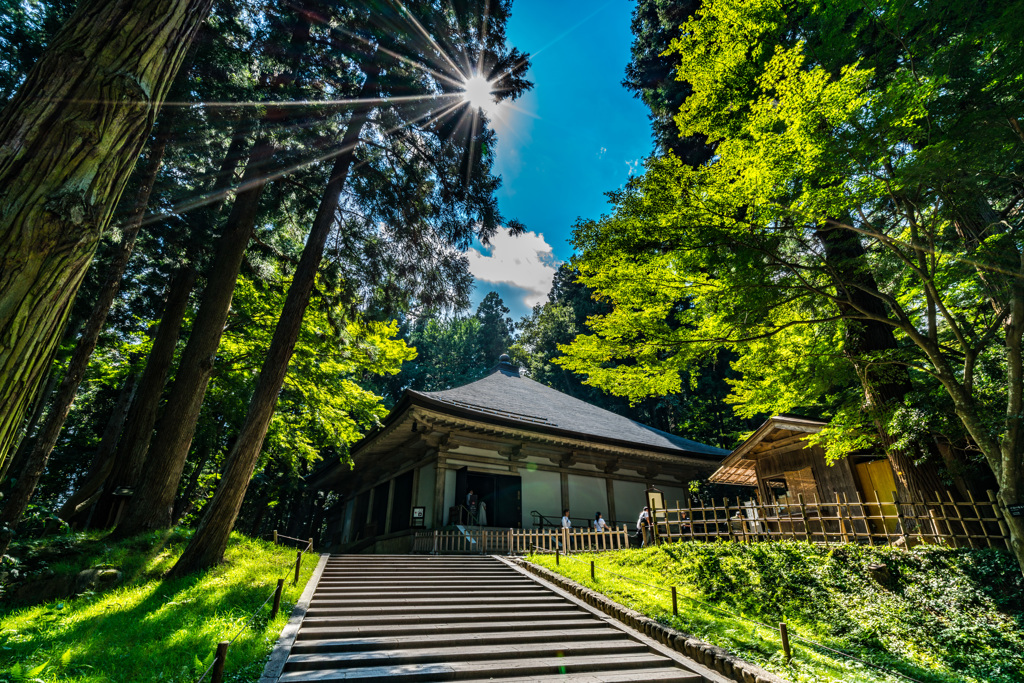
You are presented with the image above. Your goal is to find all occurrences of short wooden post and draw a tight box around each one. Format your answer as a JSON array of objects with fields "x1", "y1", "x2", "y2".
[
  {"x1": 293, "y1": 550, "x2": 302, "y2": 585},
  {"x1": 308, "y1": 537, "x2": 313, "y2": 552},
  {"x1": 272, "y1": 529, "x2": 278, "y2": 544},
  {"x1": 555, "y1": 547, "x2": 560, "y2": 565},
  {"x1": 779, "y1": 623, "x2": 791, "y2": 662},
  {"x1": 686, "y1": 498, "x2": 695, "y2": 541},
  {"x1": 270, "y1": 579, "x2": 284, "y2": 619},
  {"x1": 671, "y1": 586, "x2": 678, "y2": 616},
  {"x1": 590, "y1": 560, "x2": 595, "y2": 581},
  {"x1": 211, "y1": 641, "x2": 229, "y2": 683}
]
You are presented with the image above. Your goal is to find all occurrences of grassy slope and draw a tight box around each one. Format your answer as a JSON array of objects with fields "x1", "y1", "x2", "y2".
[
  {"x1": 530, "y1": 542, "x2": 1024, "y2": 683},
  {"x1": 0, "y1": 530, "x2": 317, "y2": 683}
]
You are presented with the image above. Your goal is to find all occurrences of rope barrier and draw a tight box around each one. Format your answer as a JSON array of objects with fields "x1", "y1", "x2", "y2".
[
  {"x1": 194, "y1": 539, "x2": 316, "y2": 682},
  {"x1": 526, "y1": 546, "x2": 927, "y2": 683}
]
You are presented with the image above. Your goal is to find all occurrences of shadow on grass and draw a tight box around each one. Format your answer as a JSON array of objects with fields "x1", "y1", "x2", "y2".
[{"x1": 0, "y1": 532, "x2": 312, "y2": 683}]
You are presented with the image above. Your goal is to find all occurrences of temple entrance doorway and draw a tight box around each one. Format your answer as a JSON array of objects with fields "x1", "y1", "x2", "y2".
[{"x1": 455, "y1": 467, "x2": 522, "y2": 528}]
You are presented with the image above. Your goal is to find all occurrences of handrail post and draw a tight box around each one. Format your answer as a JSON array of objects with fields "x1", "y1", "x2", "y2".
[
  {"x1": 779, "y1": 623, "x2": 792, "y2": 662},
  {"x1": 293, "y1": 550, "x2": 302, "y2": 585},
  {"x1": 270, "y1": 579, "x2": 284, "y2": 620},
  {"x1": 211, "y1": 641, "x2": 229, "y2": 683},
  {"x1": 671, "y1": 586, "x2": 678, "y2": 616},
  {"x1": 272, "y1": 529, "x2": 278, "y2": 545}
]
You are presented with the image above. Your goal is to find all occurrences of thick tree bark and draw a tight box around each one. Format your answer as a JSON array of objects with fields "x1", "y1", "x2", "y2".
[
  {"x1": 170, "y1": 109, "x2": 369, "y2": 576},
  {"x1": 0, "y1": 120, "x2": 173, "y2": 545},
  {"x1": 171, "y1": 440, "x2": 213, "y2": 524},
  {"x1": 0, "y1": 0, "x2": 213, "y2": 471},
  {"x1": 816, "y1": 227, "x2": 950, "y2": 501},
  {"x1": 112, "y1": 138, "x2": 275, "y2": 538},
  {"x1": 0, "y1": 370, "x2": 58, "y2": 485}
]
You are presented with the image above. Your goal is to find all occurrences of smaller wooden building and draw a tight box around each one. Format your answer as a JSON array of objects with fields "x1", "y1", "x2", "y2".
[{"x1": 709, "y1": 415, "x2": 901, "y2": 533}]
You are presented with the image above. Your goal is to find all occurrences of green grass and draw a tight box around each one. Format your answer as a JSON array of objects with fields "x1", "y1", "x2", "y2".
[
  {"x1": 0, "y1": 529, "x2": 317, "y2": 683},
  {"x1": 529, "y1": 541, "x2": 1024, "y2": 683}
]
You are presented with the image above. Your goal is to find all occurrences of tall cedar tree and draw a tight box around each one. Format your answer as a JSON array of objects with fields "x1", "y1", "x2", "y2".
[
  {"x1": 171, "y1": 0, "x2": 532, "y2": 574},
  {"x1": 0, "y1": 0, "x2": 213, "y2": 474}
]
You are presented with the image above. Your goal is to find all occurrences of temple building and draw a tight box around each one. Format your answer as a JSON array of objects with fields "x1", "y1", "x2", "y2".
[{"x1": 308, "y1": 355, "x2": 729, "y2": 553}]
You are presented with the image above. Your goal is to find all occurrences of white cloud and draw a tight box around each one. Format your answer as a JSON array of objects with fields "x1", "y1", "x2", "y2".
[
  {"x1": 597, "y1": 146, "x2": 607, "y2": 158},
  {"x1": 466, "y1": 230, "x2": 560, "y2": 309},
  {"x1": 626, "y1": 158, "x2": 641, "y2": 176}
]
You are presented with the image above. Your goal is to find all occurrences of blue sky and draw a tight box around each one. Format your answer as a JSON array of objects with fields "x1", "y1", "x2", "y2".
[{"x1": 466, "y1": 0, "x2": 654, "y2": 320}]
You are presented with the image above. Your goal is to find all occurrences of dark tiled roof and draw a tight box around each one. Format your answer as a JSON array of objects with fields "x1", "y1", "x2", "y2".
[{"x1": 411, "y1": 364, "x2": 728, "y2": 458}]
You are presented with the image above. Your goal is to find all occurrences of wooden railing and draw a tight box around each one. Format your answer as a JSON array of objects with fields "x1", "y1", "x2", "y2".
[
  {"x1": 411, "y1": 525, "x2": 631, "y2": 554},
  {"x1": 653, "y1": 490, "x2": 1012, "y2": 549}
]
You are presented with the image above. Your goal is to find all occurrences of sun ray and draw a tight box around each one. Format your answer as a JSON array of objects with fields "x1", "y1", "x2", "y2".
[
  {"x1": 387, "y1": 0, "x2": 465, "y2": 79},
  {"x1": 137, "y1": 99, "x2": 469, "y2": 228}
]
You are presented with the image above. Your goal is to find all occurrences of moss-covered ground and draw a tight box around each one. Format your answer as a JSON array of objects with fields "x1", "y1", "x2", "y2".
[
  {"x1": 529, "y1": 541, "x2": 1024, "y2": 683},
  {"x1": 0, "y1": 529, "x2": 316, "y2": 683}
]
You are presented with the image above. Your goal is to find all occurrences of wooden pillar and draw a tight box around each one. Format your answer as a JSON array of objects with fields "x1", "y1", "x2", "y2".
[
  {"x1": 433, "y1": 455, "x2": 447, "y2": 528},
  {"x1": 383, "y1": 478, "x2": 396, "y2": 534},
  {"x1": 560, "y1": 471, "x2": 570, "y2": 515},
  {"x1": 411, "y1": 466, "x2": 421, "y2": 508},
  {"x1": 365, "y1": 487, "x2": 375, "y2": 525},
  {"x1": 606, "y1": 478, "x2": 617, "y2": 523}
]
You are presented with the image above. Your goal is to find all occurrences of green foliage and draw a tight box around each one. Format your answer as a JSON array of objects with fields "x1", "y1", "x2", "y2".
[
  {"x1": 532, "y1": 542, "x2": 1024, "y2": 683},
  {"x1": 562, "y1": 0, "x2": 1024, "y2": 480},
  {"x1": 0, "y1": 530, "x2": 316, "y2": 682}
]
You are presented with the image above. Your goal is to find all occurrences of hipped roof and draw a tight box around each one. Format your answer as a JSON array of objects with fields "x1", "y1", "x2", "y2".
[{"x1": 410, "y1": 362, "x2": 729, "y2": 458}]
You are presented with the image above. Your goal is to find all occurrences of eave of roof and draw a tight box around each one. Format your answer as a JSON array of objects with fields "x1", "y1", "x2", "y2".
[{"x1": 708, "y1": 415, "x2": 826, "y2": 486}]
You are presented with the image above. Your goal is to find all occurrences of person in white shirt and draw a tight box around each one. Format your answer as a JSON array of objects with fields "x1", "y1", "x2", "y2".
[
  {"x1": 561, "y1": 509, "x2": 572, "y2": 528},
  {"x1": 637, "y1": 506, "x2": 652, "y2": 547},
  {"x1": 593, "y1": 512, "x2": 609, "y2": 531}
]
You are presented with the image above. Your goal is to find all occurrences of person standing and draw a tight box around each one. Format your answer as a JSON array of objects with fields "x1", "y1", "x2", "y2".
[
  {"x1": 594, "y1": 511, "x2": 609, "y2": 550},
  {"x1": 637, "y1": 506, "x2": 653, "y2": 547},
  {"x1": 561, "y1": 509, "x2": 572, "y2": 528}
]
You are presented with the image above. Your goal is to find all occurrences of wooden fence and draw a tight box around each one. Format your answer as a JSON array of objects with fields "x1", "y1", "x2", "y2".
[
  {"x1": 654, "y1": 489, "x2": 1012, "y2": 550},
  {"x1": 411, "y1": 525, "x2": 631, "y2": 554}
]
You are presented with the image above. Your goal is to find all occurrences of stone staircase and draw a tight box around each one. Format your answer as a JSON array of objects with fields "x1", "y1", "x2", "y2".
[{"x1": 275, "y1": 554, "x2": 709, "y2": 682}]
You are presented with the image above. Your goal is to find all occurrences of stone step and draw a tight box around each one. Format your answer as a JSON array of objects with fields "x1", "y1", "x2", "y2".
[
  {"x1": 283, "y1": 641, "x2": 650, "y2": 671},
  {"x1": 296, "y1": 618, "x2": 603, "y2": 640},
  {"x1": 277, "y1": 653, "x2": 681, "y2": 682},
  {"x1": 314, "y1": 580, "x2": 536, "y2": 589},
  {"x1": 290, "y1": 626, "x2": 629, "y2": 653},
  {"x1": 457, "y1": 668, "x2": 702, "y2": 682},
  {"x1": 308, "y1": 595, "x2": 564, "y2": 609},
  {"x1": 311, "y1": 587, "x2": 549, "y2": 599},
  {"x1": 301, "y1": 606, "x2": 585, "y2": 622}
]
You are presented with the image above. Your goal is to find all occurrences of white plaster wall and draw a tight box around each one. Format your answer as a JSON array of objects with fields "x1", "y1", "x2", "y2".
[
  {"x1": 568, "y1": 473, "x2": 609, "y2": 525},
  {"x1": 521, "y1": 468, "x2": 561, "y2": 528},
  {"x1": 443, "y1": 468, "x2": 457, "y2": 522},
  {"x1": 416, "y1": 463, "x2": 436, "y2": 528},
  {"x1": 659, "y1": 486, "x2": 689, "y2": 509},
  {"x1": 613, "y1": 479, "x2": 648, "y2": 526}
]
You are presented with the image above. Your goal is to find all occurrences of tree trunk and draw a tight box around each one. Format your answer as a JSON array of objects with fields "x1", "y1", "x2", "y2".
[
  {"x1": 816, "y1": 226, "x2": 951, "y2": 501},
  {"x1": 58, "y1": 368, "x2": 140, "y2": 527},
  {"x1": 0, "y1": 119, "x2": 173, "y2": 545},
  {"x1": 0, "y1": 369, "x2": 58, "y2": 485},
  {"x1": 0, "y1": 0, "x2": 213, "y2": 471},
  {"x1": 92, "y1": 266, "x2": 197, "y2": 528},
  {"x1": 111, "y1": 138, "x2": 275, "y2": 538},
  {"x1": 170, "y1": 110, "x2": 369, "y2": 576},
  {"x1": 171, "y1": 440, "x2": 213, "y2": 524}
]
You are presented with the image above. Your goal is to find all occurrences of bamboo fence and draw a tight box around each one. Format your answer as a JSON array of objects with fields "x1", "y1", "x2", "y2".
[
  {"x1": 411, "y1": 525, "x2": 631, "y2": 554},
  {"x1": 654, "y1": 489, "x2": 1011, "y2": 550}
]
